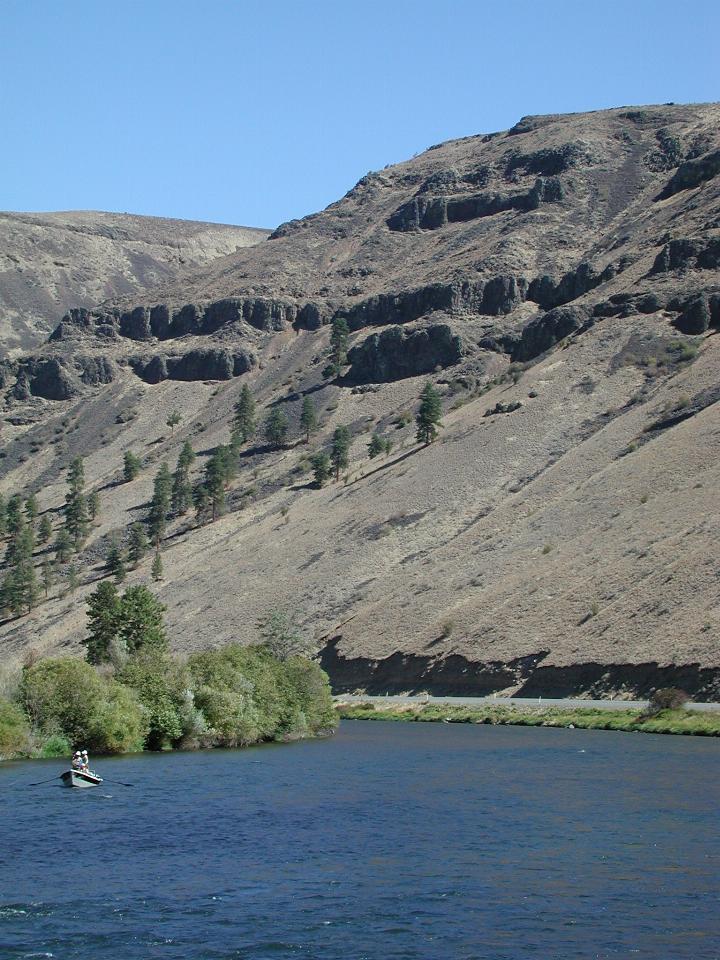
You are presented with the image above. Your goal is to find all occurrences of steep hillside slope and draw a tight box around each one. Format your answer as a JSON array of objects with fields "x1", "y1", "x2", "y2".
[
  {"x1": 0, "y1": 211, "x2": 269, "y2": 352},
  {"x1": 0, "y1": 103, "x2": 718, "y2": 698}
]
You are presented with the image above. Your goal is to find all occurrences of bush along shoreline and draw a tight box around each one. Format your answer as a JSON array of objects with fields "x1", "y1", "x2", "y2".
[
  {"x1": 0, "y1": 583, "x2": 337, "y2": 761},
  {"x1": 336, "y1": 693, "x2": 720, "y2": 738}
]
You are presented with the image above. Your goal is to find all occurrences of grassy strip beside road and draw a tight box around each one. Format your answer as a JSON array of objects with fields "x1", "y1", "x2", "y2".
[{"x1": 337, "y1": 702, "x2": 720, "y2": 737}]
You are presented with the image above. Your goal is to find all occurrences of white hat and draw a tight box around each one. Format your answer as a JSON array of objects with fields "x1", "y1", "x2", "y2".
[
  {"x1": 74, "y1": 751, "x2": 81, "y2": 757},
  {"x1": 82, "y1": 750, "x2": 88, "y2": 755}
]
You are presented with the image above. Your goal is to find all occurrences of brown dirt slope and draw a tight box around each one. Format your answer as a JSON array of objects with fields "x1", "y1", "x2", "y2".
[{"x1": 0, "y1": 103, "x2": 718, "y2": 699}]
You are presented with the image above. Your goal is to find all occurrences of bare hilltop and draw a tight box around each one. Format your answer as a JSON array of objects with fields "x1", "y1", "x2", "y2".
[
  {"x1": 0, "y1": 210, "x2": 269, "y2": 351},
  {"x1": 1, "y1": 102, "x2": 719, "y2": 698}
]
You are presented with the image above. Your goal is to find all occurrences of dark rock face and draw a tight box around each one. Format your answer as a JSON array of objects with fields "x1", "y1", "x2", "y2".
[
  {"x1": 504, "y1": 143, "x2": 591, "y2": 177},
  {"x1": 131, "y1": 348, "x2": 255, "y2": 384},
  {"x1": 672, "y1": 294, "x2": 720, "y2": 335},
  {"x1": 528, "y1": 261, "x2": 618, "y2": 310},
  {"x1": 76, "y1": 356, "x2": 116, "y2": 386},
  {"x1": 657, "y1": 148, "x2": 720, "y2": 199},
  {"x1": 511, "y1": 306, "x2": 590, "y2": 362},
  {"x1": 347, "y1": 324, "x2": 463, "y2": 383},
  {"x1": 387, "y1": 177, "x2": 563, "y2": 231},
  {"x1": 52, "y1": 295, "x2": 303, "y2": 344},
  {"x1": 650, "y1": 236, "x2": 720, "y2": 273},
  {"x1": 1, "y1": 353, "x2": 118, "y2": 402}
]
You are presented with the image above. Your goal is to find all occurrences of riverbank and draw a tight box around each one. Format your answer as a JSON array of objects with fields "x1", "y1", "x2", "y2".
[{"x1": 336, "y1": 702, "x2": 720, "y2": 736}]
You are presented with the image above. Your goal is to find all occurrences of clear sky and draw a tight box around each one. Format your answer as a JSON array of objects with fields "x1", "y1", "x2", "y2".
[{"x1": 1, "y1": 0, "x2": 717, "y2": 229}]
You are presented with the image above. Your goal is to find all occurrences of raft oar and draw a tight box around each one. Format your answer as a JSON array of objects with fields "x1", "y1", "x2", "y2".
[
  {"x1": 99, "y1": 777, "x2": 135, "y2": 787},
  {"x1": 27, "y1": 774, "x2": 62, "y2": 787}
]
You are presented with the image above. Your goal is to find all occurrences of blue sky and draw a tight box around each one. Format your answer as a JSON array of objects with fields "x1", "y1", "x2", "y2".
[{"x1": 1, "y1": 0, "x2": 717, "y2": 228}]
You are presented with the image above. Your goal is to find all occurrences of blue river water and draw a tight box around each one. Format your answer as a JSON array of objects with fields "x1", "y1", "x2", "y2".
[{"x1": 0, "y1": 720, "x2": 718, "y2": 960}]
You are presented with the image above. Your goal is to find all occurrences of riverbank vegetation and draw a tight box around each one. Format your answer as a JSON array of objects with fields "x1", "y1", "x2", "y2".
[
  {"x1": 0, "y1": 583, "x2": 336, "y2": 761},
  {"x1": 337, "y1": 700, "x2": 720, "y2": 737}
]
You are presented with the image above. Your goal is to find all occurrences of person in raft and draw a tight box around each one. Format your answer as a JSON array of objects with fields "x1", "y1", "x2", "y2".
[
  {"x1": 71, "y1": 751, "x2": 84, "y2": 771},
  {"x1": 81, "y1": 750, "x2": 90, "y2": 772}
]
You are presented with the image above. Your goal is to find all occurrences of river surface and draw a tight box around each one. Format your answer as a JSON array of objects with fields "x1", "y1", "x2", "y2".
[{"x1": 1, "y1": 721, "x2": 718, "y2": 959}]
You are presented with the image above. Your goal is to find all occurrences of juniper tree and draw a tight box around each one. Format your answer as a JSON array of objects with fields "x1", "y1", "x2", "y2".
[
  {"x1": 231, "y1": 384, "x2": 256, "y2": 449},
  {"x1": 128, "y1": 523, "x2": 149, "y2": 568},
  {"x1": 264, "y1": 407, "x2": 289, "y2": 449},
  {"x1": 54, "y1": 528, "x2": 73, "y2": 564},
  {"x1": 310, "y1": 451, "x2": 331, "y2": 488},
  {"x1": 166, "y1": 409, "x2": 181, "y2": 435},
  {"x1": 172, "y1": 440, "x2": 195, "y2": 515},
  {"x1": 300, "y1": 396, "x2": 318, "y2": 443},
  {"x1": 325, "y1": 316, "x2": 350, "y2": 378},
  {"x1": 330, "y1": 425, "x2": 351, "y2": 481},
  {"x1": 37, "y1": 514, "x2": 53, "y2": 545},
  {"x1": 123, "y1": 451, "x2": 142, "y2": 482},
  {"x1": 415, "y1": 382, "x2": 443, "y2": 445},
  {"x1": 64, "y1": 457, "x2": 89, "y2": 548}
]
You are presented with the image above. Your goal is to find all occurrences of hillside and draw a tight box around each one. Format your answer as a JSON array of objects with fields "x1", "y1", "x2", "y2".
[
  {"x1": 0, "y1": 211, "x2": 269, "y2": 352},
  {"x1": 0, "y1": 102, "x2": 719, "y2": 699}
]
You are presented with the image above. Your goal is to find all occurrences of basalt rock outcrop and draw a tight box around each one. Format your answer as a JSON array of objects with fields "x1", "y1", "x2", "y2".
[
  {"x1": 130, "y1": 347, "x2": 255, "y2": 384},
  {"x1": 346, "y1": 324, "x2": 464, "y2": 383}
]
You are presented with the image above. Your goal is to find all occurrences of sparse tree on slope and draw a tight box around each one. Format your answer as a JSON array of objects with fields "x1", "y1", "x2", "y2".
[
  {"x1": 310, "y1": 452, "x2": 331, "y2": 488},
  {"x1": 166, "y1": 410, "x2": 181, "y2": 435},
  {"x1": 151, "y1": 549, "x2": 163, "y2": 582},
  {"x1": 172, "y1": 441, "x2": 195, "y2": 516},
  {"x1": 264, "y1": 407, "x2": 289, "y2": 449},
  {"x1": 415, "y1": 382, "x2": 442, "y2": 446},
  {"x1": 37, "y1": 514, "x2": 53, "y2": 545},
  {"x1": 148, "y1": 463, "x2": 172, "y2": 545},
  {"x1": 325, "y1": 317, "x2": 350, "y2": 378},
  {"x1": 231, "y1": 384, "x2": 256, "y2": 449},
  {"x1": 128, "y1": 523, "x2": 149, "y2": 568},
  {"x1": 105, "y1": 540, "x2": 127, "y2": 584},
  {"x1": 123, "y1": 451, "x2": 142, "y2": 483},
  {"x1": 64, "y1": 457, "x2": 89, "y2": 548},
  {"x1": 330, "y1": 426, "x2": 351, "y2": 481},
  {"x1": 300, "y1": 397, "x2": 318, "y2": 443},
  {"x1": 84, "y1": 581, "x2": 122, "y2": 665}
]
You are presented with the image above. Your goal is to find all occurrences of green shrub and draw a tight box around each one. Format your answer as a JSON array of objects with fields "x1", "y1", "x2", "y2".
[
  {"x1": 117, "y1": 650, "x2": 189, "y2": 750},
  {"x1": 38, "y1": 733, "x2": 72, "y2": 758},
  {"x1": 20, "y1": 657, "x2": 147, "y2": 754},
  {"x1": 0, "y1": 698, "x2": 31, "y2": 758}
]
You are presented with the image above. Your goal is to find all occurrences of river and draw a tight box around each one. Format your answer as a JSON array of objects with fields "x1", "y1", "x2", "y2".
[{"x1": 1, "y1": 720, "x2": 718, "y2": 959}]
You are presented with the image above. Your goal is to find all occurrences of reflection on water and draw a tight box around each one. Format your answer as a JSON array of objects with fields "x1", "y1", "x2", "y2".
[{"x1": 1, "y1": 721, "x2": 718, "y2": 959}]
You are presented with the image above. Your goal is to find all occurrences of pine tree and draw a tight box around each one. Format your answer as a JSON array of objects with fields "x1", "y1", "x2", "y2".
[
  {"x1": 41, "y1": 559, "x2": 53, "y2": 599},
  {"x1": 172, "y1": 440, "x2": 195, "y2": 515},
  {"x1": 2, "y1": 561, "x2": 39, "y2": 616},
  {"x1": 106, "y1": 540, "x2": 127, "y2": 583},
  {"x1": 37, "y1": 514, "x2": 53, "y2": 545},
  {"x1": 166, "y1": 409, "x2": 181, "y2": 435},
  {"x1": 87, "y1": 491, "x2": 100, "y2": 522},
  {"x1": 231, "y1": 384, "x2": 256, "y2": 448},
  {"x1": 24, "y1": 493, "x2": 39, "y2": 526},
  {"x1": 368, "y1": 434, "x2": 384, "y2": 459},
  {"x1": 264, "y1": 407, "x2": 289, "y2": 449},
  {"x1": 151, "y1": 549, "x2": 163, "y2": 582},
  {"x1": 193, "y1": 483, "x2": 210, "y2": 524},
  {"x1": 64, "y1": 456, "x2": 88, "y2": 548},
  {"x1": 66, "y1": 563, "x2": 79, "y2": 595},
  {"x1": 54, "y1": 528, "x2": 73, "y2": 564},
  {"x1": 383, "y1": 437, "x2": 393, "y2": 457},
  {"x1": 300, "y1": 396, "x2": 319, "y2": 443},
  {"x1": 84, "y1": 581, "x2": 122, "y2": 664},
  {"x1": 128, "y1": 523, "x2": 149, "y2": 568},
  {"x1": 330, "y1": 425, "x2": 351, "y2": 481},
  {"x1": 118, "y1": 586, "x2": 167, "y2": 655},
  {"x1": 325, "y1": 316, "x2": 350, "y2": 378},
  {"x1": 123, "y1": 451, "x2": 142, "y2": 482},
  {"x1": 203, "y1": 451, "x2": 227, "y2": 521},
  {"x1": 310, "y1": 452, "x2": 331, "y2": 488},
  {"x1": 6, "y1": 495, "x2": 24, "y2": 537},
  {"x1": 416, "y1": 382, "x2": 443, "y2": 445},
  {"x1": 148, "y1": 462, "x2": 172, "y2": 545}
]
